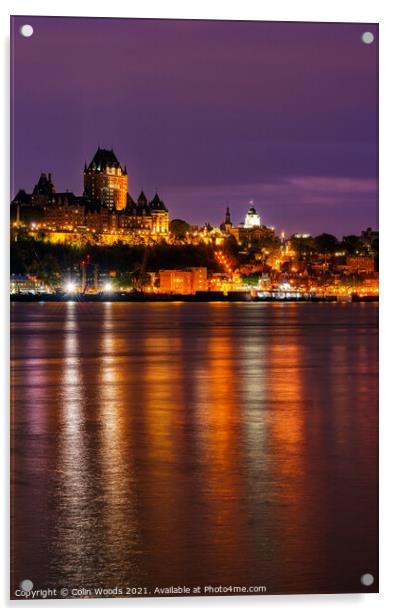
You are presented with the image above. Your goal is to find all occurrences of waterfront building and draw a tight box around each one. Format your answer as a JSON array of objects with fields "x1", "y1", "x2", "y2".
[
  {"x1": 189, "y1": 267, "x2": 208, "y2": 292},
  {"x1": 10, "y1": 274, "x2": 48, "y2": 295},
  {"x1": 159, "y1": 270, "x2": 193, "y2": 294},
  {"x1": 159, "y1": 267, "x2": 208, "y2": 294}
]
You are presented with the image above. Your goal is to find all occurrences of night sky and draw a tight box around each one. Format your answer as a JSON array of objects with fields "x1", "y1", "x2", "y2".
[{"x1": 11, "y1": 16, "x2": 378, "y2": 236}]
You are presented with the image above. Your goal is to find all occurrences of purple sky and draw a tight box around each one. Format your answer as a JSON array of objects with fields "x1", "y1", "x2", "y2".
[{"x1": 11, "y1": 17, "x2": 378, "y2": 237}]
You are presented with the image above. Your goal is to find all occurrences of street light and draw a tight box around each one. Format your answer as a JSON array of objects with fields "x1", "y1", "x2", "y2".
[{"x1": 64, "y1": 281, "x2": 76, "y2": 293}]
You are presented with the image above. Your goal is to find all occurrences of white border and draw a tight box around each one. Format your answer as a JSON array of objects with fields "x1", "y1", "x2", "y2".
[{"x1": 1, "y1": 1, "x2": 394, "y2": 614}]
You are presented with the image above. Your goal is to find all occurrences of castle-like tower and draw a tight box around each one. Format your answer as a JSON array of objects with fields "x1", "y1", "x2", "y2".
[{"x1": 84, "y1": 148, "x2": 128, "y2": 211}]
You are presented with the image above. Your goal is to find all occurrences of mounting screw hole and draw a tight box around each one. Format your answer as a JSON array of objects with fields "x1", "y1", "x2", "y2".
[
  {"x1": 361, "y1": 31, "x2": 374, "y2": 45},
  {"x1": 20, "y1": 24, "x2": 34, "y2": 38},
  {"x1": 360, "y1": 573, "x2": 374, "y2": 586},
  {"x1": 19, "y1": 579, "x2": 34, "y2": 591}
]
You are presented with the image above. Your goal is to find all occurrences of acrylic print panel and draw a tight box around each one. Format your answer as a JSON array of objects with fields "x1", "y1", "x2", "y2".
[{"x1": 10, "y1": 16, "x2": 379, "y2": 600}]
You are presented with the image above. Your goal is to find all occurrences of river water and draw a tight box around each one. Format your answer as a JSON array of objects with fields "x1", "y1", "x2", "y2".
[{"x1": 11, "y1": 302, "x2": 378, "y2": 596}]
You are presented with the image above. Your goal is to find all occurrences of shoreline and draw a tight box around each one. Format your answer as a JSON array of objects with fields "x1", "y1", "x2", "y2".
[{"x1": 10, "y1": 292, "x2": 378, "y2": 303}]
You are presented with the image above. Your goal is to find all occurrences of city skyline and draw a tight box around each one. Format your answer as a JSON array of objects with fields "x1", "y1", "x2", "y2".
[
  {"x1": 12, "y1": 17, "x2": 378, "y2": 235},
  {"x1": 13, "y1": 151, "x2": 376, "y2": 238},
  {"x1": 11, "y1": 142, "x2": 378, "y2": 299}
]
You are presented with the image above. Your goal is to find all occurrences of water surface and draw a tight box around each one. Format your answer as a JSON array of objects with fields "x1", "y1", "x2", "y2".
[{"x1": 11, "y1": 302, "x2": 378, "y2": 596}]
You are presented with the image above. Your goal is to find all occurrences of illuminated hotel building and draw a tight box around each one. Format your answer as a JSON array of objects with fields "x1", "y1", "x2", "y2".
[
  {"x1": 11, "y1": 147, "x2": 170, "y2": 240},
  {"x1": 84, "y1": 148, "x2": 128, "y2": 211}
]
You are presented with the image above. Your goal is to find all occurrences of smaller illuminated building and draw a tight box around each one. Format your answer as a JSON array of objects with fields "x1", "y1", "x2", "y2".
[
  {"x1": 345, "y1": 256, "x2": 375, "y2": 274},
  {"x1": 10, "y1": 274, "x2": 47, "y2": 295},
  {"x1": 244, "y1": 207, "x2": 261, "y2": 229}
]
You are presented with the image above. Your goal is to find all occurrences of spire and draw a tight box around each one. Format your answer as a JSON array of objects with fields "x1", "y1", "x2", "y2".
[
  {"x1": 32, "y1": 172, "x2": 55, "y2": 196},
  {"x1": 137, "y1": 191, "x2": 147, "y2": 206},
  {"x1": 150, "y1": 192, "x2": 167, "y2": 211}
]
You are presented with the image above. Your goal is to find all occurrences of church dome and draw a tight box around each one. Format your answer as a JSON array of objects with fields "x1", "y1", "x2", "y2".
[{"x1": 244, "y1": 206, "x2": 261, "y2": 229}]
